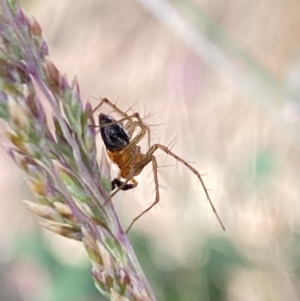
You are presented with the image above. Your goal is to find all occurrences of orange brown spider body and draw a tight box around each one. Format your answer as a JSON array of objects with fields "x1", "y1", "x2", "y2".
[
  {"x1": 93, "y1": 98, "x2": 225, "y2": 232},
  {"x1": 99, "y1": 112, "x2": 148, "y2": 181},
  {"x1": 107, "y1": 149, "x2": 146, "y2": 180}
]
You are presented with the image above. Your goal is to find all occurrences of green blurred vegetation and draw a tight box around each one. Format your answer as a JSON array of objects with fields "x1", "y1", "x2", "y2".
[
  {"x1": 6, "y1": 231, "x2": 247, "y2": 301},
  {"x1": 13, "y1": 231, "x2": 101, "y2": 301}
]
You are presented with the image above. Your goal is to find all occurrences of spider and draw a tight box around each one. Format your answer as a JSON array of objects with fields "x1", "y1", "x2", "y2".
[{"x1": 93, "y1": 98, "x2": 225, "y2": 232}]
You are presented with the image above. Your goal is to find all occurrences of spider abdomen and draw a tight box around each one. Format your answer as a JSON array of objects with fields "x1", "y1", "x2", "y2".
[{"x1": 99, "y1": 113, "x2": 130, "y2": 151}]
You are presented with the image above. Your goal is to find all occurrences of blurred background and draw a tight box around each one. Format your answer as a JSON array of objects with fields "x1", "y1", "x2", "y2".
[{"x1": 1, "y1": 0, "x2": 300, "y2": 300}]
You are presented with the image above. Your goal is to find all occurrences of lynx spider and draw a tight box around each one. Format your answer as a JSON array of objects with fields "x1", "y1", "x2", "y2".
[{"x1": 93, "y1": 98, "x2": 225, "y2": 232}]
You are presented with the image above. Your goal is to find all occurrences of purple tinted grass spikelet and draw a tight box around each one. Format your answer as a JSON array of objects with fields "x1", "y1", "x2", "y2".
[{"x1": 0, "y1": 1, "x2": 156, "y2": 300}]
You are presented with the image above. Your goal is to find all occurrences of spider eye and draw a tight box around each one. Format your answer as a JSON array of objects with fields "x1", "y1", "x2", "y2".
[{"x1": 99, "y1": 113, "x2": 130, "y2": 151}]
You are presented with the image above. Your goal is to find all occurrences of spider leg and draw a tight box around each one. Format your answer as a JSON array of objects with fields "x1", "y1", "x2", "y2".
[
  {"x1": 92, "y1": 97, "x2": 115, "y2": 114},
  {"x1": 126, "y1": 156, "x2": 159, "y2": 233},
  {"x1": 113, "y1": 112, "x2": 151, "y2": 150},
  {"x1": 123, "y1": 119, "x2": 152, "y2": 148},
  {"x1": 145, "y1": 144, "x2": 225, "y2": 230},
  {"x1": 123, "y1": 120, "x2": 139, "y2": 140}
]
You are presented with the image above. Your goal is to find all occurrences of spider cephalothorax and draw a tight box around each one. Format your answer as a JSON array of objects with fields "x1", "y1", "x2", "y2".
[{"x1": 94, "y1": 98, "x2": 225, "y2": 232}]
